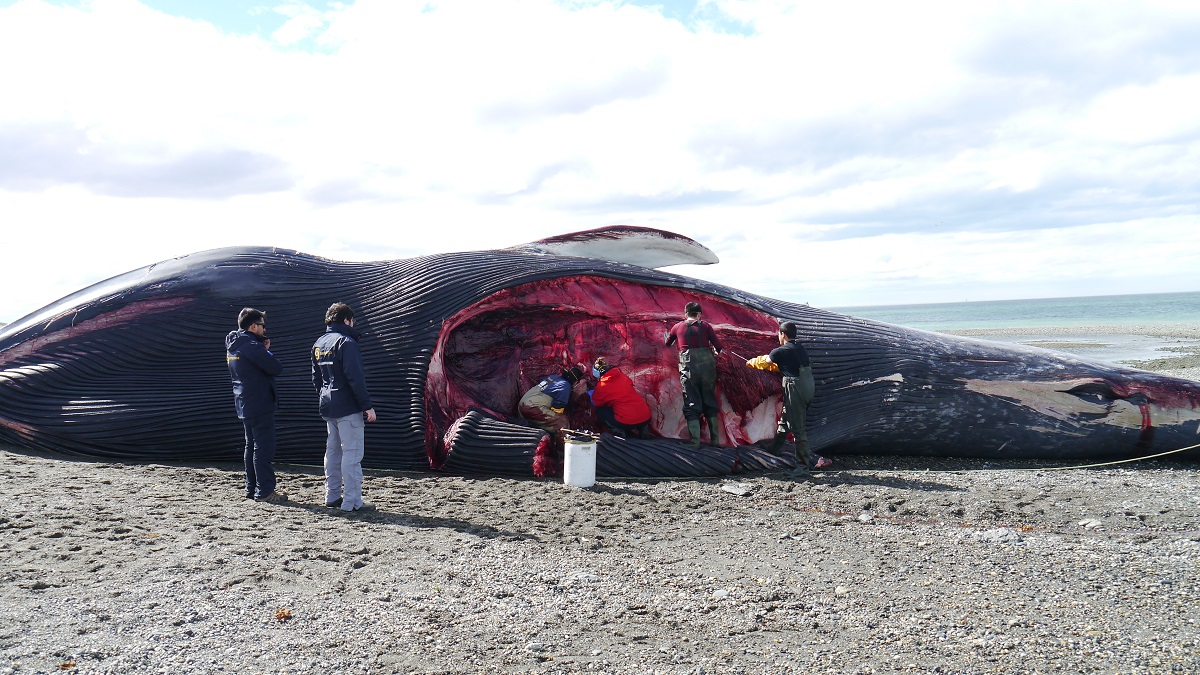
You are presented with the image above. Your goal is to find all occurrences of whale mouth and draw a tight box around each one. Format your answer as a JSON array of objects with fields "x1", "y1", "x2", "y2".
[{"x1": 425, "y1": 275, "x2": 786, "y2": 468}]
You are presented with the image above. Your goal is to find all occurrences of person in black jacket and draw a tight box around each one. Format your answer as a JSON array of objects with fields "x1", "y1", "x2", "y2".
[
  {"x1": 746, "y1": 321, "x2": 833, "y2": 477},
  {"x1": 311, "y1": 302, "x2": 376, "y2": 512},
  {"x1": 226, "y1": 307, "x2": 286, "y2": 503}
]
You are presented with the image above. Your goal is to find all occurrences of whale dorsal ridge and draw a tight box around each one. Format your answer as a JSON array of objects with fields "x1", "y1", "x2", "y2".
[{"x1": 509, "y1": 226, "x2": 719, "y2": 268}]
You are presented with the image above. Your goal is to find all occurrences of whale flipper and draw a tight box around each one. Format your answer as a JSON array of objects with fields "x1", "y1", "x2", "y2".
[{"x1": 509, "y1": 225, "x2": 719, "y2": 268}]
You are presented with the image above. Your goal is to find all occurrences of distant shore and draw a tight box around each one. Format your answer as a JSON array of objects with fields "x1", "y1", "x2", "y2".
[{"x1": 943, "y1": 322, "x2": 1200, "y2": 381}]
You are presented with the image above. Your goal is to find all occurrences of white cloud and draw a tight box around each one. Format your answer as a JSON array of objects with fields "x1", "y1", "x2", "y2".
[
  {"x1": 0, "y1": 0, "x2": 1198, "y2": 323},
  {"x1": 1075, "y1": 74, "x2": 1200, "y2": 144}
]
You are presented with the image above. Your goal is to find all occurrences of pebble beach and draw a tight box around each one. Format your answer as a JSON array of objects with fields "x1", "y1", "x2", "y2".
[{"x1": 2, "y1": 324, "x2": 1199, "y2": 674}]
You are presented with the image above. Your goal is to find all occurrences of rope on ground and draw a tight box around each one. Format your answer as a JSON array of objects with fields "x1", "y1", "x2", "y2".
[{"x1": 574, "y1": 441, "x2": 1200, "y2": 481}]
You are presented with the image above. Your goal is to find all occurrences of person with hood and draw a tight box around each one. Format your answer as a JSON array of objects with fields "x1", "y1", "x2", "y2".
[
  {"x1": 518, "y1": 366, "x2": 586, "y2": 435},
  {"x1": 225, "y1": 307, "x2": 286, "y2": 503},
  {"x1": 311, "y1": 302, "x2": 377, "y2": 513},
  {"x1": 746, "y1": 321, "x2": 833, "y2": 476},
  {"x1": 588, "y1": 356, "x2": 652, "y2": 438},
  {"x1": 665, "y1": 301, "x2": 724, "y2": 448}
]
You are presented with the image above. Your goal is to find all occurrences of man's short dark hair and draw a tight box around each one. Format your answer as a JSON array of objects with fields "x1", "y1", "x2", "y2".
[
  {"x1": 779, "y1": 321, "x2": 797, "y2": 340},
  {"x1": 325, "y1": 302, "x2": 355, "y2": 325},
  {"x1": 238, "y1": 307, "x2": 265, "y2": 330},
  {"x1": 685, "y1": 301, "x2": 701, "y2": 317}
]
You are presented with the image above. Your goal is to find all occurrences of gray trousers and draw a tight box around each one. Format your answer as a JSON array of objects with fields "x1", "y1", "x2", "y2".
[{"x1": 324, "y1": 412, "x2": 366, "y2": 511}]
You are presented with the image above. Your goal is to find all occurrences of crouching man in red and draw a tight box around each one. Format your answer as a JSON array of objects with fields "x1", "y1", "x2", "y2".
[{"x1": 588, "y1": 356, "x2": 652, "y2": 439}]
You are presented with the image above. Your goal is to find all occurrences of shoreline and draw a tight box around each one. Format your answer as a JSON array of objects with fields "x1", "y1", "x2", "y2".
[
  {"x1": 941, "y1": 322, "x2": 1200, "y2": 382},
  {"x1": 943, "y1": 321, "x2": 1200, "y2": 339}
]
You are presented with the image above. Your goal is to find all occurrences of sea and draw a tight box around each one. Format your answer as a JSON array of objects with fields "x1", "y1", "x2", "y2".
[{"x1": 829, "y1": 291, "x2": 1200, "y2": 365}]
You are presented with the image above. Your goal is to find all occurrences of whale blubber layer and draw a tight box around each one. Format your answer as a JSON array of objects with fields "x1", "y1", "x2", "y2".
[{"x1": 427, "y1": 275, "x2": 787, "y2": 466}]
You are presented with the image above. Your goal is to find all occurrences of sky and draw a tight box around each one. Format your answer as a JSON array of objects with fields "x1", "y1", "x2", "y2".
[{"x1": 1, "y1": 0, "x2": 1199, "y2": 324}]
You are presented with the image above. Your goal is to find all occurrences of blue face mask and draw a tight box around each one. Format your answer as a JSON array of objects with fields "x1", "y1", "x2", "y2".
[{"x1": 592, "y1": 366, "x2": 602, "y2": 379}]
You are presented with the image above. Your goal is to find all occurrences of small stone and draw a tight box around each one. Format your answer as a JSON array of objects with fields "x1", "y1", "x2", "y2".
[
  {"x1": 974, "y1": 528, "x2": 1022, "y2": 544},
  {"x1": 857, "y1": 512, "x2": 874, "y2": 523},
  {"x1": 525, "y1": 642, "x2": 545, "y2": 653},
  {"x1": 1078, "y1": 518, "x2": 1102, "y2": 529},
  {"x1": 721, "y1": 483, "x2": 752, "y2": 496},
  {"x1": 835, "y1": 586, "x2": 851, "y2": 596},
  {"x1": 711, "y1": 589, "x2": 729, "y2": 600}
]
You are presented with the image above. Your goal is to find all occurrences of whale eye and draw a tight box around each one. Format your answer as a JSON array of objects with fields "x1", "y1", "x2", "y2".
[{"x1": 1064, "y1": 382, "x2": 1118, "y2": 405}]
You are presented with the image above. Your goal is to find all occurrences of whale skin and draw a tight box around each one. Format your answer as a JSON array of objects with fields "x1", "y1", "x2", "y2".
[{"x1": 1, "y1": 226, "x2": 1198, "y2": 477}]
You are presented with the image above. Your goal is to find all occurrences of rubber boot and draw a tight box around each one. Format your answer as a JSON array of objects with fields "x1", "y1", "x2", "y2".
[
  {"x1": 767, "y1": 431, "x2": 787, "y2": 455},
  {"x1": 791, "y1": 440, "x2": 813, "y2": 478},
  {"x1": 706, "y1": 415, "x2": 721, "y2": 447},
  {"x1": 686, "y1": 419, "x2": 702, "y2": 449}
]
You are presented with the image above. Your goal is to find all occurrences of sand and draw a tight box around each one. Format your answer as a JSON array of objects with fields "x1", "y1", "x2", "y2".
[
  {"x1": 2, "y1": 325, "x2": 1200, "y2": 674},
  {"x1": 944, "y1": 322, "x2": 1200, "y2": 382}
]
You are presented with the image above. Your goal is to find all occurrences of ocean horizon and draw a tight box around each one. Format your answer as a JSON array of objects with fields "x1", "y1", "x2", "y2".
[
  {"x1": 829, "y1": 290, "x2": 1200, "y2": 332},
  {"x1": 830, "y1": 290, "x2": 1200, "y2": 367}
]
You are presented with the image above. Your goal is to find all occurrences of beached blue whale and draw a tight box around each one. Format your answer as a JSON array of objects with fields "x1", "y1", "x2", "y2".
[{"x1": 1, "y1": 226, "x2": 1197, "y2": 477}]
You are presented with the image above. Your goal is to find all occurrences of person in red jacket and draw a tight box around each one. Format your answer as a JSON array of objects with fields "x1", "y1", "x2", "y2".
[{"x1": 588, "y1": 356, "x2": 651, "y2": 438}]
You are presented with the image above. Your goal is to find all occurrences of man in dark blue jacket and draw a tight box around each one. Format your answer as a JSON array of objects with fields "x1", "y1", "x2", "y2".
[
  {"x1": 226, "y1": 307, "x2": 286, "y2": 503},
  {"x1": 311, "y1": 302, "x2": 376, "y2": 512},
  {"x1": 518, "y1": 366, "x2": 585, "y2": 434}
]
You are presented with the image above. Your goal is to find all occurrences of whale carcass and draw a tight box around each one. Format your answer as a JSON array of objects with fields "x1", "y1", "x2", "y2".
[{"x1": 1, "y1": 226, "x2": 1198, "y2": 477}]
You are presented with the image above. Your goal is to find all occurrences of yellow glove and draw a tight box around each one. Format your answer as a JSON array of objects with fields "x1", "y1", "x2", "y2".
[
  {"x1": 550, "y1": 407, "x2": 565, "y2": 414},
  {"x1": 746, "y1": 355, "x2": 779, "y2": 373}
]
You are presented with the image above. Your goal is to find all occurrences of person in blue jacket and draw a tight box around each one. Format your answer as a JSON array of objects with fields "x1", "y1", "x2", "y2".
[
  {"x1": 518, "y1": 366, "x2": 585, "y2": 434},
  {"x1": 225, "y1": 307, "x2": 286, "y2": 503},
  {"x1": 311, "y1": 302, "x2": 376, "y2": 512}
]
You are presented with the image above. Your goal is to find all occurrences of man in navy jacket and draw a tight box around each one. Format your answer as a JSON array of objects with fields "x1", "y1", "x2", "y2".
[
  {"x1": 226, "y1": 307, "x2": 286, "y2": 503},
  {"x1": 311, "y1": 302, "x2": 376, "y2": 512}
]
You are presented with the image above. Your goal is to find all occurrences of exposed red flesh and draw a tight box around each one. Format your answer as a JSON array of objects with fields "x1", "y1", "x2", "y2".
[{"x1": 425, "y1": 276, "x2": 786, "y2": 465}]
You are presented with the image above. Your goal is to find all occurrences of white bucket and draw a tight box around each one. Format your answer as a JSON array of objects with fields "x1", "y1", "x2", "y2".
[{"x1": 563, "y1": 439, "x2": 597, "y2": 488}]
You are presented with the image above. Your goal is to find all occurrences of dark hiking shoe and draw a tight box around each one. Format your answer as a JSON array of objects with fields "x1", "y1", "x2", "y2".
[{"x1": 325, "y1": 497, "x2": 343, "y2": 508}]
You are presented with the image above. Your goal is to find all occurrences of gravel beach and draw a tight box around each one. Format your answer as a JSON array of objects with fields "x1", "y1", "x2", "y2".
[{"x1": 3, "y1": 326, "x2": 1199, "y2": 674}]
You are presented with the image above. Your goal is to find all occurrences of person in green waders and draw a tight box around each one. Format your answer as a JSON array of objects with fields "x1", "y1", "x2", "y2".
[
  {"x1": 664, "y1": 301, "x2": 724, "y2": 449},
  {"x1": 746, "y1": 321, "x2": 833, "y2": 476}
]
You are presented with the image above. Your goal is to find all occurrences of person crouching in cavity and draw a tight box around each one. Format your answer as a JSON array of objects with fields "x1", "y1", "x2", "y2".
[
  {"x1": 588, "y1": 356, "x2": 652, "y2": 439},
  {"x1": 518, "y1": 365, "x2": 586, "y2": 435}
]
